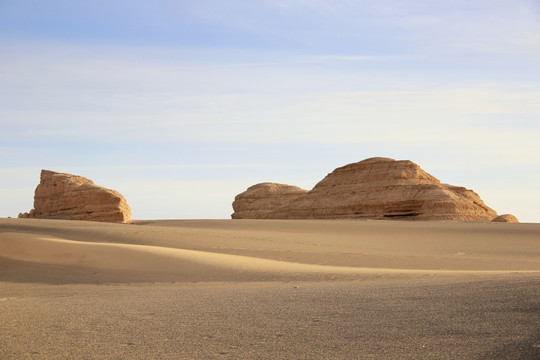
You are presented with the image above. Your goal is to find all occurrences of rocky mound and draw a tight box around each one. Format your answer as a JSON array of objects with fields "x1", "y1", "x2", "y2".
[
  {"x1": 18, "y1": 170, "x2": 131, "y2": 223},
  {"x1": 232, "y1": 183, "x2": 308, "y2": 219},
  {"x1": 231, "y1": 157, "x2": 499, "y2": 221},
  {"x1": 492, "y1": 214, "x2": 519, "y2": 223}
]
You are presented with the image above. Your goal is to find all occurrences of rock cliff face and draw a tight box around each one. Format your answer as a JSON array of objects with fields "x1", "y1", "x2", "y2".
[
  {"x1": 18, "y1": 170, "x2": 131, "y2": 223},
  {"x1": 231, "y1": 183, "x2": 308, "y2": 219},
  {"x1": 231, "y1": 157, "x2": 499, "y2": 221}
]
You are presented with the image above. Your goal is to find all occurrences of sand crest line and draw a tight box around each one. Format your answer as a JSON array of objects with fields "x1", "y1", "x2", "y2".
[{"x1": 1, "y1": 233, "x2": 536, "y2": 276}]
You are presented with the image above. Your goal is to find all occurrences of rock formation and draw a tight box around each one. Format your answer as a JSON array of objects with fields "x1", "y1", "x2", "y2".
[
  {"x1": 18, "y1": 170, "x2": 131, "y2": 223},
  {"x1": 492, "y1": 214, "x2": 519, "y2": 223},
  {"x1": 231, "y1": 157, "x2": 499, "y2": 221},
  {"x1": 231, "y1": 183, "x2": 308, "y2": 219}
]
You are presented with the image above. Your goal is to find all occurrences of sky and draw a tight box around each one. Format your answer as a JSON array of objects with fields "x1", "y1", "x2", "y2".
[{"x1": 1, "y1": 0, "x2": 539, "y2": 221}]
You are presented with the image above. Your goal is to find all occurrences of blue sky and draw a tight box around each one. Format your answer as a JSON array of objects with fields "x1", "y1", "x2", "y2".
[{"x1": 1, "y1": 0, "x2": 539, "y2": 221}]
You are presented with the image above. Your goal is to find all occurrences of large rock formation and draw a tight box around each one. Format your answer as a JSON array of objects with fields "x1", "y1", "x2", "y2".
[
  {"x1": 231, "y1": 157, "x2": 499, "y2": 221},
  {"x1": 231, "y1": 183, "x2": 308, "y2": 219},
  {"x1": 18, "y1": 170, "x2": 131, "y2": 223}
]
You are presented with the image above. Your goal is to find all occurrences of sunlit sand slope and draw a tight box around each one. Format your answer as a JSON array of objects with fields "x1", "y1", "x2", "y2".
[{"x1": 1, "y1": 218, "x2": 539, "y2": 283}]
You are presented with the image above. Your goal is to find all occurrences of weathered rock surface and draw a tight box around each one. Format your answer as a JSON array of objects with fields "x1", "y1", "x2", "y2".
[
  {"x1": 18, "y1": 170, "x2": 131, "y2": 223},
  {"x1": 492, "y1": 214, "x2": 519, "y2": 223},
  {"x1": 231, "y1": 157, "x2": 499, "y2": 221},
  {"x1": 232, "y1": 183, "x2": 308, "y2": 219}
]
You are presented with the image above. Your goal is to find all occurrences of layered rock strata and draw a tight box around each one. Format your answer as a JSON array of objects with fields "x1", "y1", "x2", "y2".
[
  {"x1": 18, "y1": 170, "x2": 131, "y2": 223},
  {"x1": 232, "y1": 157, "x2": 499, "y2": 221},
  {"x1": 231, "y1": 183, "x2": 308, "y2": 219}
]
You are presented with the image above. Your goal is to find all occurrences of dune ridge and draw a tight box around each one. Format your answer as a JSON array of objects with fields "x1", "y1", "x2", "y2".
[
  {"x1": 2, "y1": 233, "x2": 535, "y2": 278},
  {"x1": 1, "y1": 218, "x2": 539, "y2": 283}
]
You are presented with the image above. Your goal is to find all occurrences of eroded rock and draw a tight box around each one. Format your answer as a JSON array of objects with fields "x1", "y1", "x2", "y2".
[
  {"x1": 232, "y1": 183, "x2": 308, "y2": 219},
  {"x1": 19, "y1": 170, "x2": 131, "y2": 223},
  {"x1": 492, "y1": 214, "x2": 519, "y2": 223},
  {"x1": 231, "y1": 157, "x2": 499, "y2": 221}
]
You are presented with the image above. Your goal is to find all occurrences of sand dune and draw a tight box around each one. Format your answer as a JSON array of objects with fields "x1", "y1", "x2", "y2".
[
  {"x1": 2, "y1": 218, "x2": 539, "y2": 359},
  {"x1": 1, "y1": 218, "x2": 539, "y2": 283}
]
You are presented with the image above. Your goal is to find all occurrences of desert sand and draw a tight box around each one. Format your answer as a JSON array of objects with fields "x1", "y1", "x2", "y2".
[{"x1": 1, "y1": 218, "x2": 539, "y2": 359}]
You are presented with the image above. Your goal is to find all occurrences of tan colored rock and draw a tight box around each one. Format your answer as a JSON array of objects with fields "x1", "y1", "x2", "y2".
[
  {"x1": 22, "y1": 170, "x2": 131, "y2": 223},
  {"x1": 232, "y1": 183, "x2": 308, "y2": 219},
  {"x1": 231, "y1": 157, "x2": 499, "y2": 221},
  {"x1": 492, "y1": 214, "x2": 519, "y2": 223}
]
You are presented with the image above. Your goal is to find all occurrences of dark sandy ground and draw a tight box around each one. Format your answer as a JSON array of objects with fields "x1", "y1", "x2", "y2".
[{"x1": 1, "y1": 278, "x2": 539, "y2": 359}]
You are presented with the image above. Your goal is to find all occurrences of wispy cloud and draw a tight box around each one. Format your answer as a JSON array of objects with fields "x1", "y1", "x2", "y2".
[{"x1": 2, "y1": 42, "x2": 539, "y2": 149}]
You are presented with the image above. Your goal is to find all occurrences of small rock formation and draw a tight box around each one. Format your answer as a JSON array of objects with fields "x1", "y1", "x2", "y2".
[
  {"x1": 492, "y1": 214, "x2": 519, "y2": 223},
  {"x1": 18, "y1": 170, "x2": 131, "y2": 223},
  {"x1": 231, "y1": 157, "x2": 499, "y2": 221},
  {"x1": 231, "y1": 183, "x2": 308, "y2": 219}
]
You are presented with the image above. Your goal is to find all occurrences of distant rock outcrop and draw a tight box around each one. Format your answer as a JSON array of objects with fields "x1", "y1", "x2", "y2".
[
  {"x1": 18, "y1": 170, "x2": 131, "y2": 223},
  {"x1": 232, "y1": 183, "x2": 308, "y2": 219},
  {"x1": 231, "y1": 157, "x2": 499, "y2": 221},
  {"x1": 492, "y1": 214, "x2": 519, "y2": 223}
]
